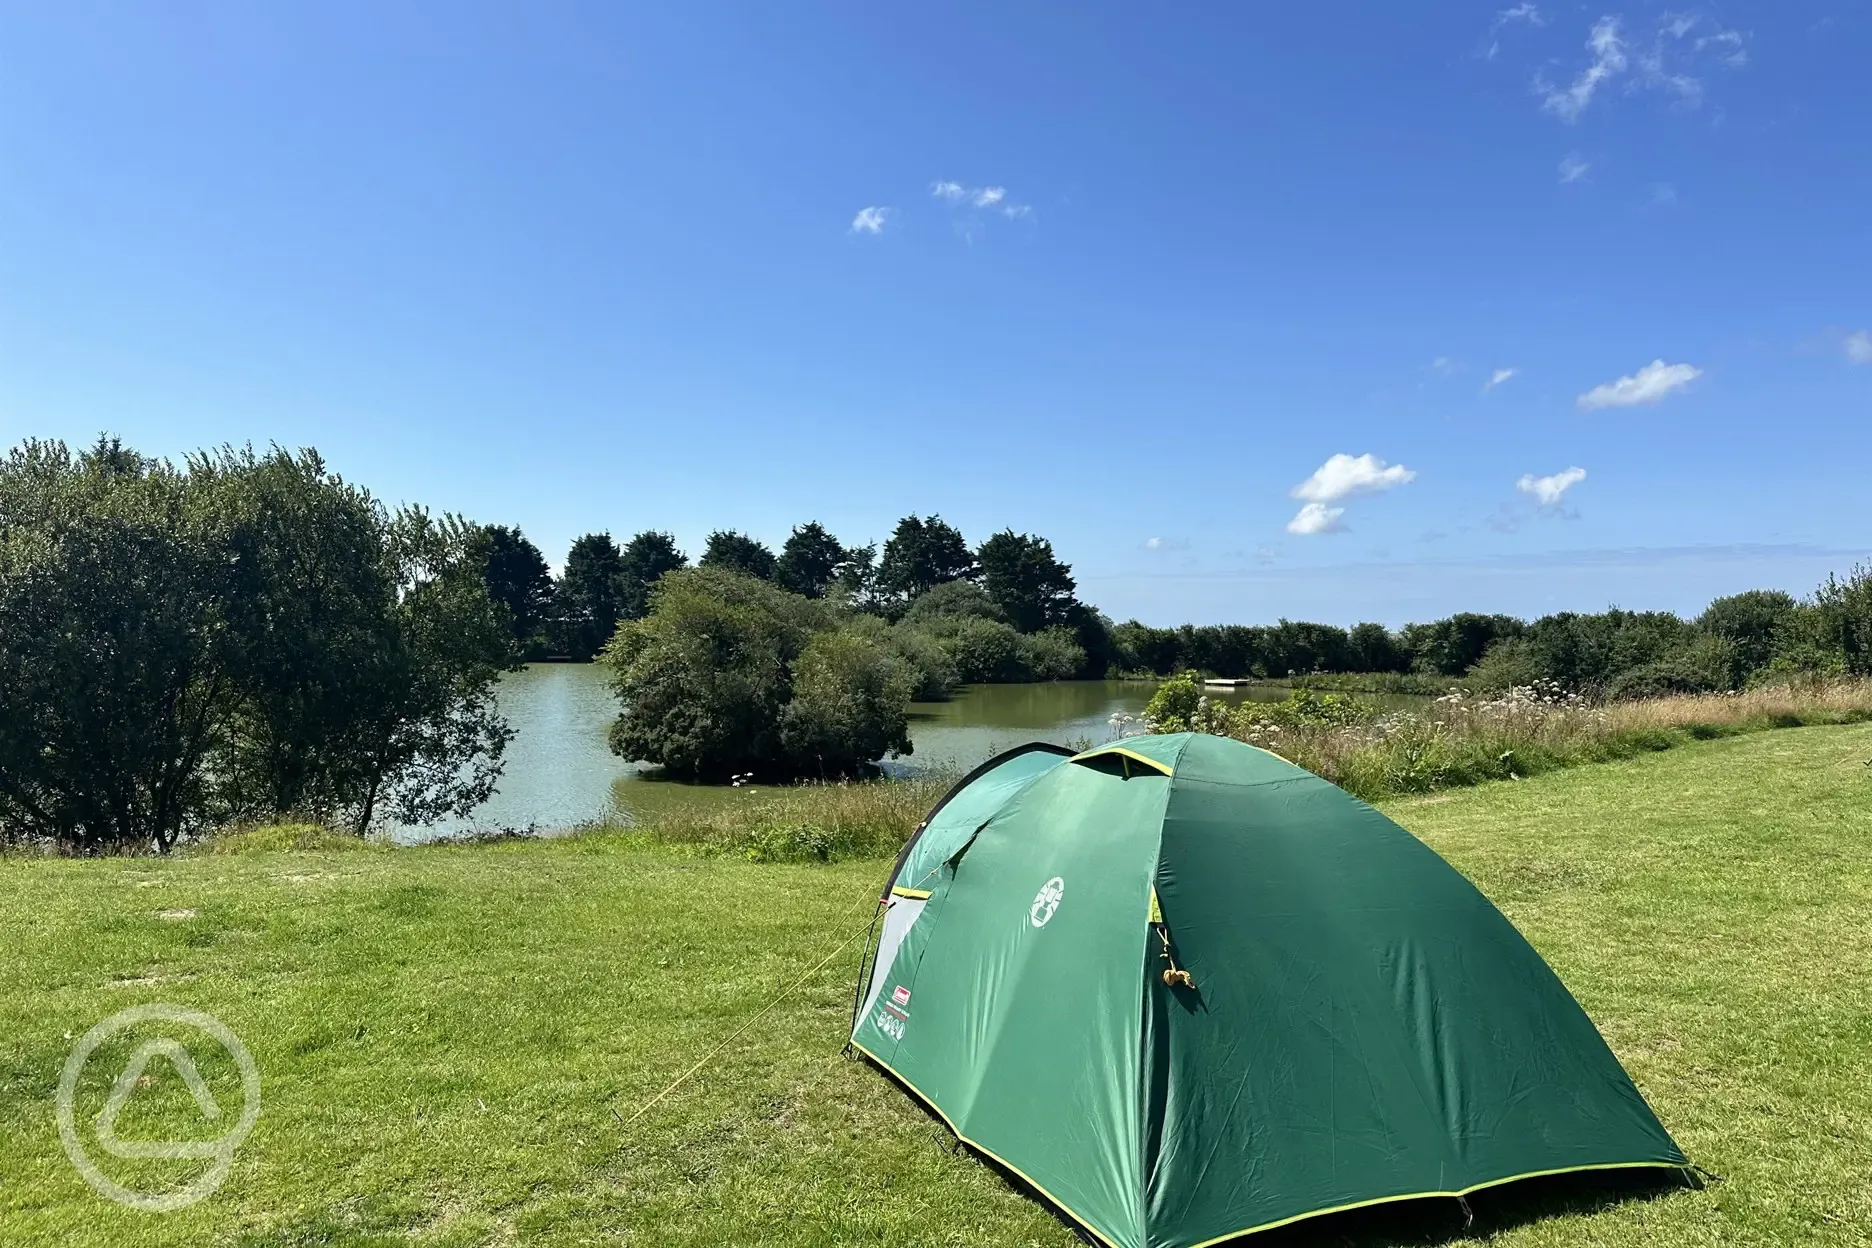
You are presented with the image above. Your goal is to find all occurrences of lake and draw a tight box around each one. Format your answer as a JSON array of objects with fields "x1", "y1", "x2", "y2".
[{"x1": 397, "y1": 665, "x2": 1415, "y2": 842}]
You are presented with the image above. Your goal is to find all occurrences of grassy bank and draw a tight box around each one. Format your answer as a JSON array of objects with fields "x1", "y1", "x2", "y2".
[
  {"x1": 1189, "y1": 678, "x2": 1872, "y2": 803},
  {"x1": 3, "y1": 724, "x2": 1870, "y2": 1245},
  {"x1": 618, "y1": 772, "x2": 950, "y2": 863},
  {"x1": 570, "y1": 682, "x2": 1872, "y2": 865}
]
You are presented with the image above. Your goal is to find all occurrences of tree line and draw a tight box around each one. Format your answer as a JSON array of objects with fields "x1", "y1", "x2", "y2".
[
  {"x1": 1105, "y1": 577, "x2": 1872, "y2": 697},
  {"x1": 476, "y1": 513, "x2": 1107, "y2": 680},
  {"x1": 491, "y1": 506, "x2": 1871, "y2": 704},
  {"x1": 7, "y1": 435, "x2": 1867, "y2": 844}
]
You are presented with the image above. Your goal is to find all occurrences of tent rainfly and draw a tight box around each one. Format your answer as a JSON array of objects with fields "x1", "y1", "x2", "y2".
[{"x1": 849, "y1": 733, "x2": 1686, "y2": 1248}]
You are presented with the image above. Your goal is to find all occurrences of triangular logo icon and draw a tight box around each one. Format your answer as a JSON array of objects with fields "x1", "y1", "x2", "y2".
[{"x1": 95, "y1": 1038, "x2": 224, "y2": 1160}]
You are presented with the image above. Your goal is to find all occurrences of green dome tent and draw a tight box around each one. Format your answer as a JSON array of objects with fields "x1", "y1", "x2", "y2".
[{"x1": 849, "y1": 732, "x2": 1685, "y2": 1248}]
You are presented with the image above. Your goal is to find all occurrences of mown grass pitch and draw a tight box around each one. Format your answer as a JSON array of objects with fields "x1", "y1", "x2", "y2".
[{"x1": 3, "y1": 724, "x2": 1869, "y2": 1246}]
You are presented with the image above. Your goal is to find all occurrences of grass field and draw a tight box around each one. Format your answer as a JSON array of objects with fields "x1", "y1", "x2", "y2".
[{"x1": 3, "y1": 725, "x2": 1870, "y2": 1246}]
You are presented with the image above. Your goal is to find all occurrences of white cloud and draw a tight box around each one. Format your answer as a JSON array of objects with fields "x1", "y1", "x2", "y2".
[
  {"x1": 849, "y1": 206, "x2": 892, "y2": 235},
  {"x1": 1661, "y1": 11, "x2": 1699, "y2": 40},
  {"x1": 1518, "y1": 466, "x2": 1587, "y2": 506},
  {"x1": 1665, "y1": 14, "x2": 1747, "y2": 65},
  {"x1": 1484, "y1": 367, "x2": 1518, "y2": 392},
  {"x1": 930, "y1": 182, "x2": 1030, "y2": 230},
  {"x1": 1291, "y1": 452, "x2": 1417, "y2": 503},
  {"x1": 1141, "y1": 535, "x2": 1190, "y2": 551},
  {"x1": 1636, "y1": 52, "x2": 1702, "y2": 106},
  {"x1": 1650, "y1": 181, "x2": 1678, "y2": 206},
  {"x1": 1286, "y1": 503, "x2": 1347, "y2": 536},
  {"x1": 1846, "y1": 331, "x2": 1872, "y2": 364},
  {"x1": 1485, "y1": 3, "x2": 1544, "y2": 57},
  {"x1": 1541, "y1": 17, "x2": 1628, "y2": 122},
  {"x1": 1532, "y1": 14, "x2": 1745, "y2": 124},
  {"x1": 1558, "y1": 152, "x2": 1591, "y2": 183},
  {"x1": 1695, "y1": 28, "x2": 1747, "y2": 67},
  {"x1": 1430, "y1": 356, "x2": 1455, "y2": 375},
  {"x1": 1576, "y1": 359, "x2": 1702, "y2": 409}
]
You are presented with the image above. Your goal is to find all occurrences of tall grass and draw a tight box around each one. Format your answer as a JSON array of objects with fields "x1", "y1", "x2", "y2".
[
  {"x1": 629, "y1": 773, "x2": 953, "y2": 863},
  {"x1": 1218, "y1": 678, "x2": 1872, "y2": 802}
]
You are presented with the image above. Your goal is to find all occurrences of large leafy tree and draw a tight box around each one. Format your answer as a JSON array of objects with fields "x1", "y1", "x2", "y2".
[
  {"x1": 339, "y1": 508, "x2": 517, "y2": 832},
  {"x1": 1401, "y1": 613, "x2": 1526, "y2": 676},
  {"x1": 617, "y1": 530, "x2": 687, "y2": 620},
  {"x1": 0, "y1": 440, "x2": 235, "y2": 851},
  {"x1": 700, "y1": 529, "x2": 777, "y2": 581},
  {"x1": 1814, "y1": 564, "x2": 1872, "y2": 676},
  {"x1": 467, "y1": 524, "x2": 553, "y2": 657},
  {"x1": 831, "y1": 542, "x2": 883, "y2": 612},
  {"x1": 876, "y1": 515, "x2": 975, "y2": 607},
  {"x1": 1347, "y1": 622, "x2": 1409, "y2": 674},
  {"x1": 775, "y1": 522, "x2": 850, "y2": 598},
  {"x1": 975, "y1": 530, "x2": 1078, "y2": 634},
  {"x1": 0, "y1": 438, "x2": 517, "y2": 850},
  {"x1": 203, "y1": 446, "x2": 406, "y2": 823},
  {"x1": 1697, "y1": 589, "x2": 1797, "y2": 677},
  {"x1": 555, "y1": 532, "x2": 625, "y2": 660}
]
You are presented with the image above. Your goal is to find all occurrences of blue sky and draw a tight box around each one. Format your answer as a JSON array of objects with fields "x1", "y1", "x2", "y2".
[{"x1": 2, "y1": 2, "x2": 1867, "y2": 626}]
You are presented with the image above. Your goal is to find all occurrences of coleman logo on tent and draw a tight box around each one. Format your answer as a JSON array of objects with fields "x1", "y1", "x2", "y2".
[
  {"x1": 1029, "y1": 876, "x2": 1065, "y2": 928},
  {"x1": 891, "y1": 985, "x2": 911, "y2": 1008}
]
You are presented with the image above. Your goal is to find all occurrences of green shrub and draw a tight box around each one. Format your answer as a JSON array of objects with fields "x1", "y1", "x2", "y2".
[
  {"x1": 933, "y1": 616, "x2": 1028, "y2": 683},
  {"x1": 604, "y1": 568, "x2": 913, "y2": 780},
  {"x1": 778, "y1": 626, "x2": 915, "y2": 777},
  {"x1": 1017, "y1": 627, "x2": 1086, "y2": 682},
  {"x1": 901, "y1": 580, "x2": 1005, "y2": 625},
  {"x1": 1142, "y1": 672, "x2": 1234, "y2": 734},
  {"x1": 1606, "y1": 656, "x2": 1724, "y2": 700},
  {"x1": 1465, "y1": 638, "x2": 1545, "y2": 691},
  {"x1": 1267, "y1": 689, "x2": 1375, "y2": 728},
  {"x1": 882, "y1": 620, "x2": 957, "y2": 700}
]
